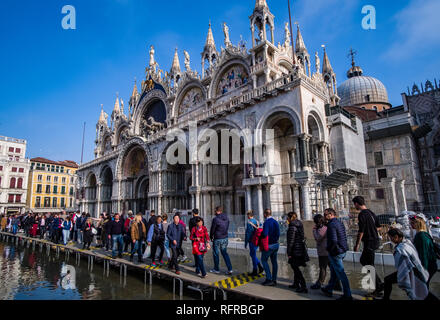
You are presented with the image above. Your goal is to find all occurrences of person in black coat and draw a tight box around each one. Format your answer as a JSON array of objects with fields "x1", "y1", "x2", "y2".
[{"x1": 286, "y1": 212, "x2": 309, "y2": 293}]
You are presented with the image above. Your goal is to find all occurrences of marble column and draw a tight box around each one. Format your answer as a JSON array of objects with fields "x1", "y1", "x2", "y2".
[
  {"x1": 257, "y1": 185, "x2": 264, "y2": 221},
  {"x1": 245, "y1": 186, "x2": 252, "y2": 214},
  {"x1": 96, "y1": 182, "x2": 102, "y2": 215},
  {"x1": 299, "y1": 181, "x2": 312, "y2": 221},
  {"x1": 396, "y1": 179, "x2": 407, "y2": 213},
  {"x1": 293, "y1": 185, "x2": 300, "y2": 215},
  {"x1": 265, "y1": 184, "x2": 272, "y2": 211},
  {"x1": 382, "y1": 177, "x2": 399, "y2": 216}
]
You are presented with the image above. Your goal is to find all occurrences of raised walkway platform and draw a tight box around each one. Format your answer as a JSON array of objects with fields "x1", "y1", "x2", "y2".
[{"x1": 0, "y1": 231, "x2": 373, "y2": 300}]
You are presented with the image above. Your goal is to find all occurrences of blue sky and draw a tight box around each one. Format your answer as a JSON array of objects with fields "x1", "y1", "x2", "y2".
[{"x1": 0, "y1": 0, "x2": 439, "y2": 164}]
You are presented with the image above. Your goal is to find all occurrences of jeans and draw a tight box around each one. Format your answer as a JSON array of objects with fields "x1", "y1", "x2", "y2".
[
  {"x1": 249, "y1": 243, "x2": 261, "y2": 272},
  {"x1": 62, "y1": 229, "x2": 70, "y2": 245},
  {"x1": 111, "y1": 234, "x2": 124, "y2": 257},
  {"x1": 212, "y1": 239, "x2": 232, "y2": 272},
  {"x1": 162, "y1": 238, "x2": 170, "y2": 259},
  {"x1": 360, "y1": 246, "x2": 383, "y2": 291},
  {"x1": 151, "y1": 241, "x2": 165, "y2": 263},
  {"x1": 77, "y1": 230, "x2": 83, "y2": 244},
  {"x1": 194, "y1": 254, "x2": 207, "y2": 276},
  {"x1": 12, "y1": 225, "x2": 18, "y2": 235},
  {"x1": 131, "y1": 240, "x2": 143, "y2": 258},
  {"x1": 326, "y1": 253, "x2": 352, "y2": 297},
  {"x1": 261, "y1": 243, "x2": 279, "y2": 282}
]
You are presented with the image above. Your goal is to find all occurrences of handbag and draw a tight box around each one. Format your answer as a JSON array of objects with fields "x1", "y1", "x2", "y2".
[
  {"x1": 91, "y1": 227, "x2": 97, "y2": 235},
  {"x1": 198, "y1": 241, "x2": 207, "y2": 253}
]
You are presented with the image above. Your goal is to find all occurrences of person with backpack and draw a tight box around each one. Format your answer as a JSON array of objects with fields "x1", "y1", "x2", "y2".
[
  {"x1": 383, "y1": 228, "x2": 432, "y2": 300},
  {"x1": 190, "y1": 216, "x2": 210, "y2": 278},
  {"x1": 61, "y1": 216, "x2": 72, "y2": 246},
  {"x1": 130, "y1": 214, "x2": 146, "y2": 263},
  {"x1": 244, "y1": 210, "x2": 263, "y2": 276},
  {"x1": 147, "y1": 215, "x2": 166, "y2": 267},
  {"x1": 209, "y1": 206, "x2": 233, "y2": 275},
  {"x1": 353, "y1": 196, "x2": 384, "y2": 297},
  {"x1": 286, "y1": 212, "x2": 309, "y2": 293},
  {"x1": 321, "y1": 208, "x2": 353, "y2": 300},
  {"x1": 260, "y1": 208, "x2": 280, "y2": 287},
  {"x1": 101, "y1": 213, "x2": 111, "y2": 251},
  {"x1": 410, "y1": 215, "x2": 439, "y2": 288}
]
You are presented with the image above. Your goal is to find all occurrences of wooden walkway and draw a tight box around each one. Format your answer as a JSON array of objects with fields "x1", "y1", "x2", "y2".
[{"x1": 0, "y1": 232, "x2": 369, "y2": 300}]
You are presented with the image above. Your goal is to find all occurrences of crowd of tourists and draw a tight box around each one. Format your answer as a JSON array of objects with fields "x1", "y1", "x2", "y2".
[{"x1": 0, "y1": 194, "x2": 438, "y2": 301}]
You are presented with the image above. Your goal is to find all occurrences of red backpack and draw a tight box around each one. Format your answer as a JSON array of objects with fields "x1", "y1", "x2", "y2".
[{"x1": 251, "y1": 225, "x2": 269, "y2": 252}]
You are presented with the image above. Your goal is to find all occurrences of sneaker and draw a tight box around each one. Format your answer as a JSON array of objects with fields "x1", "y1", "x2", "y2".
[
  {"x1": 321, "y1": 287, "x2": 333, "y2": 297},
  {"x1": 311, "y1": 282, "x2": 322, "y2": 290},
  {"x1": 336, "y1": 295, "x2": 353, "y2": 301},
  {"x1": 225, "y1": 270, "x2": 233, "y2": 275},
  {"x1": 209, "y1": 269, "x2": 220, "y2": 274},
  {"x1": 200, "y1": 275, "x2": 207, "y2": 279},
  {"x1": 151, "y1": 262, "x2": 157, "y2": 267},
  {"x1": 262, "y1": 280, "x2": 275, "y2": 286},
  {"x1": 175, "y1": 270, "x2": 181, "y2": 275},
  {"x1": 249, "y1": 271, "x2": 259, "y2": 277},
  {"x1": 296, "y1": 287, "x2": 308, "y2": 294},
  {"x1": 159, "y1": 260, "x2": 164, "y2": 266},
  {"x1": 182, "y1": 255, "x2": 188, "y2": 261}
]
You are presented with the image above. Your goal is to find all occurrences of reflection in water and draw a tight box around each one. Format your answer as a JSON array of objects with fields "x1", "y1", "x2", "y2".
[{"x1": 0, "y1": 242, "x2": 191, "y2": 300}]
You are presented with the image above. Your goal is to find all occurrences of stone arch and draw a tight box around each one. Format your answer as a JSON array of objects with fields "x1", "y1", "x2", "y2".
[
  {"x1": 209, "y1": 57, "x2": 251, "y2": 99},
  {"x1": 173, "y1": 80, "x2": 207, "y2": 118},
  {"x1": 256, "y1": 106, "x2": 302, "y2": 147},
  {"x1": 115, "y1": 137, "x2": 151, "y2": 180},
  {"x1": 306, "y1": 110, "x2": 325, "y2": 142},
  {"x1": 277, "y1": 58, "x2": 294, "y2": 75},
  {"x1": 132, "y1": 89, "x2": 170, "y2": 136}
]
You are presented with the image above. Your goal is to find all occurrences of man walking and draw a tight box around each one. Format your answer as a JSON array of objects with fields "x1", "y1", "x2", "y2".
[
  {"x1": 353, "y1": 196, "x2": 383, "y2": 297},
  {"x1": 321, "y1": 208, "x2": 353, "y2": 300},
  {"x1": 166, "y1": 214, "x2": 186, "y2": 275},
  {"x1": 209, "y1": 206, "x2": 233, "y2": 275},
  {"x1": 260, "y1": 209, "x2": 280, "y2": 286},
  {"x1": 107, "y1": 213, "x2": 124, "y2": 259}
]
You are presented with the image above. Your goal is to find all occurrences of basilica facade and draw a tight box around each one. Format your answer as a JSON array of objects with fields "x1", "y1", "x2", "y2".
[{"x1": 77, "y1": 0, "x2": 368, "y2": 229}]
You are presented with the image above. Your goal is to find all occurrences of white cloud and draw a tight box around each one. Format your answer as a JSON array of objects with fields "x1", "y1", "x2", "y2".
[{"x1": 382, "y1": 0, "x2": 440, "y2": 60}]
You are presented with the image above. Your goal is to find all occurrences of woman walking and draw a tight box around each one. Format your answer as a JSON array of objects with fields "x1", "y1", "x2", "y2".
[
  {"x1": 161, "y1": 214, "x2": 171, "y2": 262},
  {"x1": 62, "y1": 217, "x2": 72, "y2": 246},
  {"x1": 82, "y1": 218, "x2": 94, "y2": 250},
  {"x1": 130, "y1": 215, "x2": 146, "y2": 263},
  {"x1": 311, "y1": 214, "x2": 329, "y2": 289},
  {"x1": 244, "y1": 210, "x2": 264, "y2": 276},
  {"x1": 190, "y1": 217, "x2": 210, "y2": 278},
  {"x1": 410, "y1": 215, "x2": 438, "y2": 288},
  {"x1": 286, "y1": 212, "x2": 309, "y2": 293}
]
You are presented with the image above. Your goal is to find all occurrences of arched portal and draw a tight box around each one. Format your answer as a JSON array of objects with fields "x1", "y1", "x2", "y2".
[
  {"x1": 263, "y1": 112, "x2": 300, "y2": 217},
  {"x1": 100, "y1": 167, "x2": 113, "y2": 214},
  {"x1": 86, "y1": 173, "x2": 97, "y2": 216},
  {"x1": 120, "y1": 145, "x2": 149, "y2": 214}
]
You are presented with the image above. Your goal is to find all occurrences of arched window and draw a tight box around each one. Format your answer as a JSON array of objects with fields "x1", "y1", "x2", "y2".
[
  {"x1": 10, "y1": 177, "x2": 16, "y2": 189},
  {"x1": 17, "y1": 178, "x2": 23, "y2": 189}
]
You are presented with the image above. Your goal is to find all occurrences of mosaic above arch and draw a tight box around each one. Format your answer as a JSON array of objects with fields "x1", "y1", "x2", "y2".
[
  {"x1": 216, "y1": 64, "x2": 249, "y2": 96},
  {"x1": 178, "y1": 87, "x2": 203, "y2": 116}
]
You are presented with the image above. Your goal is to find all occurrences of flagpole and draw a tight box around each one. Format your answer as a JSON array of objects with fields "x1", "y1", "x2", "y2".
[
  {"x1": 287, "y1": 0, "x2": 296, "y2": 65},
  {"x1": 80, "y1": 122, "x2": 86, "y2": 165}
]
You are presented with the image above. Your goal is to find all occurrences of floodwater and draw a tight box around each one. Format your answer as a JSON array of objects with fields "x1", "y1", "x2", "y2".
[{"x1": 0, "y1": 241, "x2": 194, "y2": 300}]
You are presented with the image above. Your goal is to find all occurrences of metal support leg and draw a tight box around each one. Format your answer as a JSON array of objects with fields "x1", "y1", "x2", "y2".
[
  {"x1": 107, "y1": 260, "x2": 109, "y2": 277},
  {"x1": 218, "y1": 288, "x2": 227, "y2": 300},
  {"x1": 187, "y1": 285, "x2": 204, "y2": 300},
  {"x1": 91, "y1": 256, "x2": 94, "y2": 272},
  {"x1": 173, "y1": 278, "x2": 183, "y2": 300}
]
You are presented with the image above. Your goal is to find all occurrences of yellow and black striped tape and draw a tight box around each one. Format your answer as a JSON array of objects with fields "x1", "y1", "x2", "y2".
[{"x1": 211, "y1": 272, "x2": 264, "y2": 289}]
